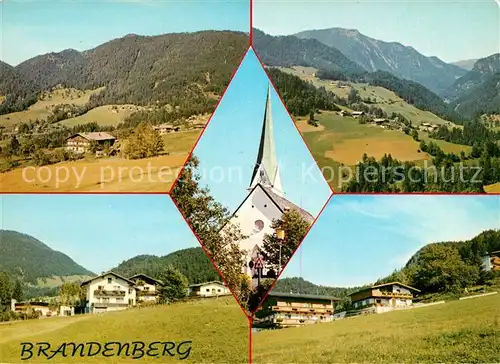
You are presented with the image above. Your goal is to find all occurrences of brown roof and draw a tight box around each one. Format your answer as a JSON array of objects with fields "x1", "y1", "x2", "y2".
[
  {"x1": 67, "y1": 132, "x2": 116, "y2": 141},
  {"x1": 349, "y1": 281, "x2": 421, "y2": 296},
  {"x1": 262, "y1": 186, "x2": 315, "y2": 223},
  {"x1": 80, "y1": 271, "x2": 136, "y2": 286},
  {"x1": 129, "y1": 273, "x2": 162, "y2": 285}
]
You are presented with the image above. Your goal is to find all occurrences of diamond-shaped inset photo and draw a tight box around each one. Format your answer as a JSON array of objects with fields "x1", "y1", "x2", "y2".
[
  {"x1": 171, "y1": 48, "x2": 332, "y2": 314},
  {"x1": 0, "y1": 195, "x2": 248, "y2": 363},
  {"x1": 0, "y1": 1, "x2": 249, "y2": 192},
  {"x1": 252, "y1": 194, "x2": 500, "y2": 363},
  {"x1": 253, "y1": 0, "x2": 500, "y2": 193}
]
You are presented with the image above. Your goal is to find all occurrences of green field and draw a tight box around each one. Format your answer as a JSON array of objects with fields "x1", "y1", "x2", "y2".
[
  {"x1": 297, "y1": 112, "x2": 431, "y2": 189},
  {"x1": 0, "y1": 87, "x2": 103, "y2": 126},
  {"x1": 296, "y1": 111, "x2": 473, "y2": 190},
  {"x1": 0, "y1": 296, "x2": 249, "y2": 363},
  {"x1": 253, "y1": 294, "x2": 500, "y2": 363},
  {"x1": 58, "y1": 105, "x2": 144, "y2": 127},
  {"x1": 0, "y1": 130, "x2": 201, "y2": 192}
]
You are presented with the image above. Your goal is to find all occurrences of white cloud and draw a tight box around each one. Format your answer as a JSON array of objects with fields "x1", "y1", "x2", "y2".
[{"x1": 336, "y1": 195, "x2": 500, "y2": 248}]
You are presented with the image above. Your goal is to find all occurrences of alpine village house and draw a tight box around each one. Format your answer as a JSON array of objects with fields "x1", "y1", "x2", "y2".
[
  {"x1": 254, "y1": 292, "x2": 340, "y2": 328},
  {"x1": 348, "y1": 282, "x2": 421, "y2": 314},
  {"x1": 65, "y1": 132, "x2": 116, "y2": 154}
]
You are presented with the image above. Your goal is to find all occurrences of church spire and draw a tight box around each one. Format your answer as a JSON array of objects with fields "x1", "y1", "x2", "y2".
[{"x1": 249, "y1": 84, "x2": 283, "y2": 196}]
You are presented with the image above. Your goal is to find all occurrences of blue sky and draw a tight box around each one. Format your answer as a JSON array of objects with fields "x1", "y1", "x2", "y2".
[
  {"x1": 253, "y1": 0, "x2": 499, "y2": 62},
  {"x1": 1, "y1": 0, "x2": 249, "y2": 65},
  {"x1": 0, "y1": 195, "x2": 199, "y2": 273},
  {"x1": 192, "y1": 48, "x2": 332, "y2": 217},
  {"x1": 280, "y1": 195, "x2": 500, "y2": 287}
]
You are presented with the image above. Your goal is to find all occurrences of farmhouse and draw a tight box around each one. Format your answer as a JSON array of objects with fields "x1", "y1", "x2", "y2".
[
  {"x1": 254, "y1": 292, "x2": 340, "y2": 328},
  {"x1": 153, "y1": 123, "x2": 180, "y2": 134},
  {"x1": 220, "y1": 85, "x2": 314, "y2": 288},
  {"x1": 349, "y1": 282, "x2": 420, "y2": 314},
  {"x1": 80, "y1": 271, "x2": 137, "y2": 314},
  {"x1": 65, "y1": 132, "x2": 116, "y2": 154},
  {"x1": 373, "y1": 118, "x2": 388, "y2": 124},
  {"x1": 187, "y1": 281, "x2": 231, "y2": 297},
  {"x1": 419, "y1": 123, "x2": 439, "y2": 132},
  {"x1": 482, "y1": 251, "x2": 500, "y2": 272},
  {"x1": 351, "y1": 111, "x2": 364, "y2": 118},
  {"x1": 129, "y1": 274, "x2": 162, "y2": 303},
  {"x1": 13, "y1": 301, "x2": 53, "y2": 317}
]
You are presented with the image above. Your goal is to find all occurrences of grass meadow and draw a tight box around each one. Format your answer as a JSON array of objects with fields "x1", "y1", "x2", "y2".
[
  {"x1": 0, "y1": 296, "x2": 249, "y2": 364},
  {"x1": 0, "y1": 130, "x2": 200, "y2": 192},
  {"x1": 252, "y1": 293, "x2": 500, "y2": 363},
  {"x1": 0, "y1": 88, "x2": 103, "y2": 127}
]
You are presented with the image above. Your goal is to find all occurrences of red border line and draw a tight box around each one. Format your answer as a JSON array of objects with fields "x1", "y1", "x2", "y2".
[
  {"x1": 169, "y1": 196, "x2": 252, "y2": 319},
  {"x1": 167, "y1": 46, "x2": 251, "y2": 195},
  {"x1": 251, "y1": 45, "x2": 336, "y2": 195},
  {"x1": 252, "y1": 192, "x2": 334, "y2": 313},
  {"x1": 250, "y1": 45, "x2": 500, "y2": 197},
  {"x1": 248, "y1": 315, "x2": 253, "y2": 364}
]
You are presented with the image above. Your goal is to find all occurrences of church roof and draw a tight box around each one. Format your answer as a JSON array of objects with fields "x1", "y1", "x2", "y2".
[
  {"x1": 261, "y1": 186, "x2": 315, "y2": 223},
  {"x1": 249, "y1": 84, "x2": 283, "y2": 195}
]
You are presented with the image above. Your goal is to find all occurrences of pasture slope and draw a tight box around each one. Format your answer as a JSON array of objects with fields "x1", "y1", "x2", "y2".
[
  {"x1": 253, "y1": 293, "x2": 500, "y2": 363},
  {"x1": 0, "y1": 296, "x2": 249, "y2": 363},
  {"x1": 295, "y1": 112, "x2": 471, "y2": 190},
  {"x1": 0, "y1": 88, "x2": 103, "y2": 126}
]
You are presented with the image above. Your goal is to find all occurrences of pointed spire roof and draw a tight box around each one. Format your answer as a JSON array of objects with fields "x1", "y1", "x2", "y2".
[{"x1": 249, "y1": 84, "x2": 283, "y2": 196}]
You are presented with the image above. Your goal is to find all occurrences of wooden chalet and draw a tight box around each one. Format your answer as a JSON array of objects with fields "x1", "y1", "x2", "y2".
[
  {"x1": 349, "y1": 282, "x2": 420, "y2": 314},
  {"x1": 254, "y1": 292, "x2": 340, "y2": 328}
]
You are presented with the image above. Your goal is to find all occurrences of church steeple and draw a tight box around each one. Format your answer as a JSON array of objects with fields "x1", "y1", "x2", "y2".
[{"x1": 249, "y1": 84, "x2": 283, "y2": 196}]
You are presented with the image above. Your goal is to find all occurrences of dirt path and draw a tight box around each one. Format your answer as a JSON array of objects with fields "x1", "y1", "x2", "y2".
[{"x1": 0, "y1": 315, "x2": 93, "y2": 344}]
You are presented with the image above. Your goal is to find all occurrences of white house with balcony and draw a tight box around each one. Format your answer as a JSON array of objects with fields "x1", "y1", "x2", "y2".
[
  {"x1": 80, "y1": 272, "x2": 137, "y2": 314},
  {"x1": 129, "y1": 273, "x2": 162, "y2": 303}
]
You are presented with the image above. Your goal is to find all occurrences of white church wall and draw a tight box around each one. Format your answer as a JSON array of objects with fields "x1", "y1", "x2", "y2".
[{"x1": 223, "y1": 186, "x2": 283, "y2": 277}]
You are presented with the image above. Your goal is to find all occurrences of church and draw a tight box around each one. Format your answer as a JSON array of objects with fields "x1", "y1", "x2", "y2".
[{"x1": 223, "y1": 84, "x2": 314, "y2": 288}]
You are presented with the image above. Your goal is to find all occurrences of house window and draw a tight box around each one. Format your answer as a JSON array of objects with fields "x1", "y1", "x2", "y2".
[
  {"x1": 206, "y1": 289, "x2": 210, "y2": 292},
  {"x1": 144, "y1": 287, "x2": 149, "y2": 291},
  {"x1": 217, "y1": 289, "x2": 221, "y2": 292},
  {"x1": 108, "y1": 278, "x2": 112, "y2": 284},
  {"x1": 128, "y1": 289, "x2": 133, "y2": 294},
  {"x1": 116, "y1": 298, "x2": 124, "y2": 302},
  {"x1": 98, "y1": 286, "x2": 104, "y2": 290},
  {"x1": 114, "y1": 285, "x2": 121, "y2": 290}
]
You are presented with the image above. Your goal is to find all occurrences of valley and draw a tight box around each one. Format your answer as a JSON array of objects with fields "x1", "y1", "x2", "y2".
[
  {"x1": 0, "y1": 30, "x2": 248, "y2": 192},
  {"x1": 255, "y1": 28, "x2": 500, "y2": 193}
]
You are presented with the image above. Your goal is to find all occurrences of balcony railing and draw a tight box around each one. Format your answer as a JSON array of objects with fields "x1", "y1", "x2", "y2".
[
  {"x1": 137, "y1": 290, "x2": 157, "y2": 297},
  {"x1": 379, "y1": 292, "x2": 413, "y2": 298},
  {"x1": 94, "y1": 289, "x2": 126, "y2": 297}
]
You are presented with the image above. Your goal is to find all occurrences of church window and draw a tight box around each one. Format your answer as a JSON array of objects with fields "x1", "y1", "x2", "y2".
[{"x1": 254, "y1": 220, "x2": 264, "y2": 232}]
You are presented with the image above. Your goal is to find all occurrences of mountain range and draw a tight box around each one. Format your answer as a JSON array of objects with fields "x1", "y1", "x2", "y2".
[
  {"x1": 451, "y1": 59, "x2": 479, "y2": 71},
  {"x1": 254, "y1": 28, "x2": 499, "y2": 121},
  {"x1": 293, "y1": 27, "x2": 467, "y2": 96},
  {"x1": 0, "y1": 230, "x2": 219, "y2": 298},
  {"x1": 0, "y1": 30, "x2": 248, "y2": 116}
]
